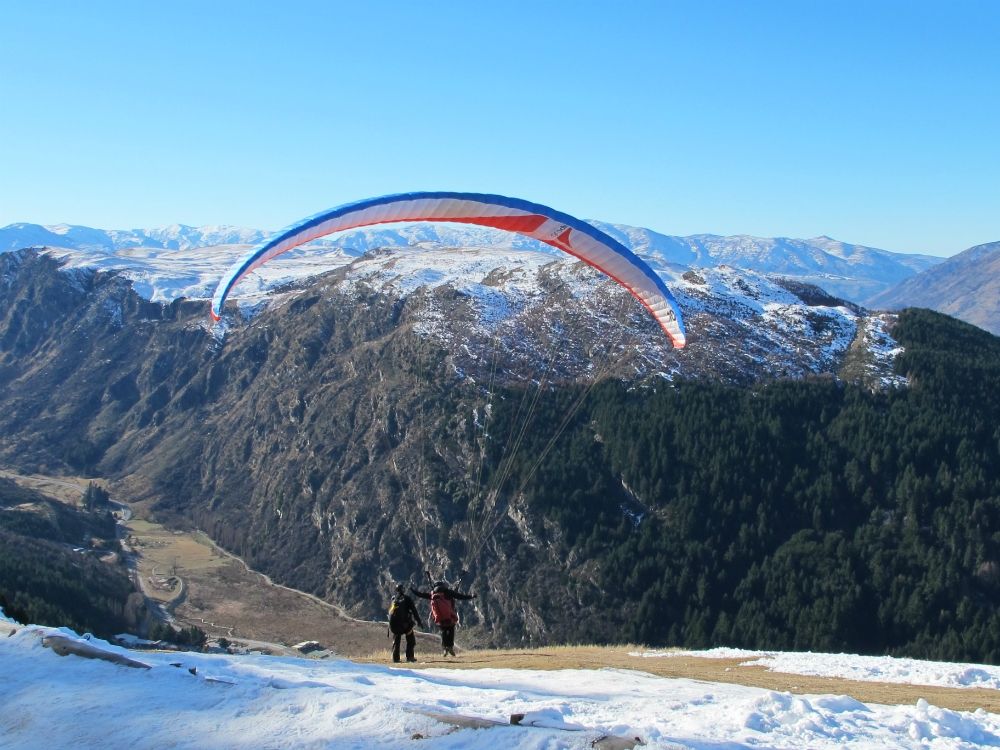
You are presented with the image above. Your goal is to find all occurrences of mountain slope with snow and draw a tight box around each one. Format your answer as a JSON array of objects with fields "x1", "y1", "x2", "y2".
[
  {"x1": 0, "y1": 218, "x2": 927, "y2": 390},
  {"x1": 0, "y1": 222, "x2": 270, "y2": 253}
]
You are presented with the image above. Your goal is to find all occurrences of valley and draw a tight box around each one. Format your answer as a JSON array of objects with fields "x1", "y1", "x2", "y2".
[
  {"x1": 7, "y1": 463, "x2": 998, "y2": 715},
  {"x1": 122, "y1": 515, "x2": 401, "y2": 657},
  {"x1": 0, "y1": 465, "x2": 395, "y2": 656},
  {"x1": 113, "y1": 497, "x2": 1000, "y2": 713}
]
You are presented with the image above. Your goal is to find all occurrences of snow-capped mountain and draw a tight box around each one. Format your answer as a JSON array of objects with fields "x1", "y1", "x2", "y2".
[
  {"x1": 0, "y1": 248, "x2": 960, "y2": 654},
  {"x1": 0, "y1": 222, "x2": 269, "y2": 253},
  {"x1": 0, "y1": 220, "x2": 942, "y2": 305},
  {"x1": 588, "y1": 227, "x2": 942, "y2": 306},
  {"x1": 0, "y1": 235, "x2": 991, "y2": 660}
]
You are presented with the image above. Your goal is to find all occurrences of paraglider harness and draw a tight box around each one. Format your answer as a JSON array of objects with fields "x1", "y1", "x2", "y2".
[
  {"x1": 430, "y1": 589, "x2": 458, "y2": 627},
  {"x1": 423, "y1": 570, "x2": 466, "y2": 628}
]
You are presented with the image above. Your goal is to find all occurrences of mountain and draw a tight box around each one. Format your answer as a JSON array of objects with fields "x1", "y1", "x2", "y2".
[
  {"x1": 0, "y1": 222, "x2": 268, "y2": 253},
  {"x1": 588, "y1": 225, "x2": 942, "y2": 304},
  {"x1": 0, "y1": 220, "x2": 942, "y2": 305},
  {"x1": 3, "y1": 242, "x2": 1000, "y2": 661},
  {"x1": 868, "y1": 241, "x2": 1000, "y2": 336},
  {"x1": 0, "y1": 246, "x2": 902, "y2": 644}
]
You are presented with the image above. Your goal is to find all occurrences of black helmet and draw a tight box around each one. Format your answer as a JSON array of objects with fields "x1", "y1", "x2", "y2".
[
  {"x1": 433, "y1": 580, "x2": 446, "y2": 591},
  {"x1": 395, "y1": 584, "x2": 405, "y2": 594}
]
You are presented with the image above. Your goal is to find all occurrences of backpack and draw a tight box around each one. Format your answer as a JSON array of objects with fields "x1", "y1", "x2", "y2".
[
  {"x1": 430, "y1": 591, "x2": 457, "y2": 627},
  {"x1": 388, "y1": 595, "x2": 414, "y2": 635}
]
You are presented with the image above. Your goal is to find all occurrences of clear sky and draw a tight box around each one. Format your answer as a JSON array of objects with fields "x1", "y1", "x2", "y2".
[{"x1": 1, "y1": 1, "x2": 997, "y2": 256}]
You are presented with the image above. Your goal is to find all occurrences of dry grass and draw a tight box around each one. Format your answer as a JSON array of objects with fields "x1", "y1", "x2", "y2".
[{"x1": 126, "y1": 521, "x2": 227, "y2": 574}]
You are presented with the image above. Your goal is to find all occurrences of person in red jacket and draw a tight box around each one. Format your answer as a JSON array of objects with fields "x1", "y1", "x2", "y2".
[{"x1": 411, "y1": 580, "x2": 475, "y2": 657}]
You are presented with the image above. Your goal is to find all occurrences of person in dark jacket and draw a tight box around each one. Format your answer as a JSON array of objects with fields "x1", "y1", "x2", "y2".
[
  {"x1": 411, "y1": 580, "x2": 475, "y2": 657},
  {"x1": 387, "y1": 584, "x2": 424, "y2": 663}
]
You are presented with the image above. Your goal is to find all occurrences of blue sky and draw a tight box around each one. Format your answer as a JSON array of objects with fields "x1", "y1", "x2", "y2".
[{"x1": 1, "y1": 1, "x2": 996, "y2": 256}]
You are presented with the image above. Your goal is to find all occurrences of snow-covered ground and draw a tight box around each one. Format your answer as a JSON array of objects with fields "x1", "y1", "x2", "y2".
[
  {"x1": 3, "y1": 613, "x2": 1000, "y2": 749},
  {"x1": 638, "y1": 648, "x2": 1000, "y2": 692}
]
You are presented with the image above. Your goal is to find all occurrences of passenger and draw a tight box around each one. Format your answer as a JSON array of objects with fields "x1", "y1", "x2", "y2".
[{"x1": 411, "y1": 580, "x2": 475, "y2": 657}]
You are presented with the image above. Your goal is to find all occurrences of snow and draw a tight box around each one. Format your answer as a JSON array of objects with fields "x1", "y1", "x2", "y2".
[
  {"x1": 3, "y1": 616, "x2": 1000, "y2": 749},
  {"x1": 637, "y1": 648, "x2": 1000, "y2": 691},
  {"x1": 341, "y1": 245, "x2": 552, "y2": 304},
  {"x1": 856, "y1": 314, "x2": 908, "y2": 388},
  {"x1": 39, "y1": 241, "x2": 358, "y2": 306},
  {"x1": 750, "y1": 653, "x2": 1000, "y2": 693}
]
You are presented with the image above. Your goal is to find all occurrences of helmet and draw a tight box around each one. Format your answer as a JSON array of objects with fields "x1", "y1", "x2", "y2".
[{"x1": 395, "y1": 584, "x2": 405, "y2": 594}]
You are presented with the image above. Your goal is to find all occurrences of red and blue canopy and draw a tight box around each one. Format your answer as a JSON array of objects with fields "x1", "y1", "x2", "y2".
[{"x1": 211, "y1": 191, "x2": 686, "y2": 348}]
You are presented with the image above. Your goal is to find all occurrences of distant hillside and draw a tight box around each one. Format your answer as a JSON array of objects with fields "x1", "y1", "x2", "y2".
[
  {"x1": 869, "y1": 241, "x2": 1000, "y2": 335},
  {"x1": 588, "y1": 226, "x2": 942, "y2": 304},
  {"x1": 0, "y1": 220, "x2": 942, "y2": 305},
  {"x1": 0, "y1": 222, "x2": 267, "y2": 252},
  {"x1": 0, "y1": 477, "x2": 141, "y2": 636}
]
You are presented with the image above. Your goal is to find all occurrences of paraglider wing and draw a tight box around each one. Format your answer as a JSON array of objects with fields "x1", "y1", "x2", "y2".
[{"x1": 210, "y1": 192, "x2": 686, "y2": 348}]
